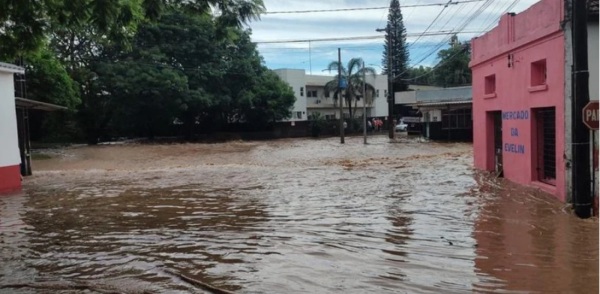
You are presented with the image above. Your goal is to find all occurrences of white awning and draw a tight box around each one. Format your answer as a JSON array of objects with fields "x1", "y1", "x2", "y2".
[
  {"x1": 0, "y1": 62, "x2": 25, "y2": 74},
  {"x1": 15, "y1": 97, "x2": 68, "y2": 111}
]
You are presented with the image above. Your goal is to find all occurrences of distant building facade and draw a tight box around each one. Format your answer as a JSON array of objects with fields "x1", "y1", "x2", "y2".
[
  {"x1": 273, "y1": 69, "x2": 389, "y2": 121},
  {"x1": 470, "y1": 0, "x2": 599, "y2": 203},
  {"x1": 400, "y1": 86, "x2": 472, "y2": 141}
]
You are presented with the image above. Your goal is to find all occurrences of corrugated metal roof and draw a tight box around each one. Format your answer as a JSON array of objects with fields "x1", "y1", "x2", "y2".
[
  {"x1": 414, "y1": 86, "x2": 472, "y2": 103},
  {"x1": 0, "y1": 62, "x2": 25, "y2": 74},
  {"x1": 415, "y1": 100, "x2": 472, "y2": 107}
]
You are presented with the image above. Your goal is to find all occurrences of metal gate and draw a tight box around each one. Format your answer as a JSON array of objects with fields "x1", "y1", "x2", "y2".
[
  {"x1": 493, "y1": 111, "x2": 503, "y2": 177},
  {"x1": 539, "y1": 107, "x2": 556, "y2": 183}
]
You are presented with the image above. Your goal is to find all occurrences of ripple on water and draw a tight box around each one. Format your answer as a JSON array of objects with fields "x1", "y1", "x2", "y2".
[{"x1": 1, "y1": 137, "x2": 597, "y2": 293}]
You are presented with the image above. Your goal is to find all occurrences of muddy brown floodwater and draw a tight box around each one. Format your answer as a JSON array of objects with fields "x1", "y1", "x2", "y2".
[{"x1": 0, "y1": 136, "x2": 598, "y2": 293}]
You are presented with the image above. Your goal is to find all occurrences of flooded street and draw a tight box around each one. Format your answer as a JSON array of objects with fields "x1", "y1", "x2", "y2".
[{"x1": 1, "y1": 136, "x2": 598, "y2": 293}]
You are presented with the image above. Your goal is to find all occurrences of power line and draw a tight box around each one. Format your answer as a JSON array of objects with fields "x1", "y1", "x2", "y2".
[
  {"x1": 254, "y1": 30, "x2": 485, "y2": 44},
  {"x1": 405, "y1": 0, "x2": 493, "y2": 68},
  {"x1": 482, "y1": 0, "x2": 521, "y2": 32},
  {"x1": 263, "y1": 0, "x2": 485, "y2": 15},
  {"x1": 406, "y1": 0, "x2": 453, "y2": 50}
]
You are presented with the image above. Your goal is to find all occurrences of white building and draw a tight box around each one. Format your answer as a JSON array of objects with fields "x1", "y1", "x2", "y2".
[
  {"x1": 0, "y1": 62, "x2": 67, "y2": 195},
  {"x1": 0, "y1": 62, "x2": 24, "y2": 193},
  {"x1": 273, "y1": 69, "x2": 389, "y2": 121}
]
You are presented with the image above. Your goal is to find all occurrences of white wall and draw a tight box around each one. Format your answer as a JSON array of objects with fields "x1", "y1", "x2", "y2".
[
  {"x1": 0, "y1": 72, "x2": 21, "y2": 167},
  {"x1": 396, "y1": 91, "x2": 416, "y2": 104},
  {"x1": 588, "y1": 22, "x2": 599, "y2": 101},
  {"x1": 368, "y1": 75, "x2": 389, "y2": 117},
  {"x1": 274, "y1": 69, "x2": 308, "y2": 121},
  {"x1": 276, "y1": 69, "x2": 390, "y2": 119}
]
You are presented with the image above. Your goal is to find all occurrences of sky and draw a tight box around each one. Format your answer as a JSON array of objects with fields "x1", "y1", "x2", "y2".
[{"x1": 246, "y1": 0, "x2": 540, "y2": 75}]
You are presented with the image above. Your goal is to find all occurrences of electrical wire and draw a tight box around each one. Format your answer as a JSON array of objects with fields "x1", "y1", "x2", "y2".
[
  {"x1": 405, "y1": 0, "x2": 493, "y2": 69},
  {"x1": 406, "y1": 0, "x2": 453, "y2": 50},
  {"x1": 254, "y1": 30, "x2": 484, "y2": 44},
  {"x1": 481, "y1": 0, "x2": 521, "y2": 32},
  {"x1": 263, "y1": 0, "x2": 485, "y2": 15}
]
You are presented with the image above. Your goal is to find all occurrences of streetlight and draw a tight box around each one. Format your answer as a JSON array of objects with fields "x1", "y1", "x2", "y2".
[{"x1": 376, "y1": 27, "x2": 394, "y2": 139}]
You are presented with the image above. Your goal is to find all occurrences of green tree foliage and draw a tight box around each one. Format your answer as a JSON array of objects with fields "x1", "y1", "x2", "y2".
[
  {"x1": 324, "y1": 58, "x2": 377, "y2": 118},
  {"x1": 23, "y1": 48, "x2": 81, "y2": 141},
  {"x1": 1, "y1": 1, "x2": 293, "y2": 143},
  {"x1": 92, "y1": 9, "x2": 293, "y2": 139},
  {"x1": 0, "y1": 0, "x2": 143, "y2": 60},
  {"x1": 0, "y1": 0, "x2": 265, "y2": 60},
  {"x1": 307, "y1": 112, "x2": 326, "y2": 137},
  {"x1": 242, "y1": 70, "x2": 296, "y2": 130},
  {"x1": 382, "y1": 0, "x2": 409, "y2": 91},
  {"x1": 430, "y1": 35, "x2": 472, "y2": 87},
  {"x1": 204, "y1": 28, "x2": 295, "y2": 131},
  {"x1": 406, "y1": 66, "x2": 433, "y2": 85},
  {"x1": 24, "y1": 49, "x2": 79, "y2": 108}
]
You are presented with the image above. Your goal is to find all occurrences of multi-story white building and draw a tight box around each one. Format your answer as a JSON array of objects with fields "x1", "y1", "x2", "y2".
[{"x1": 273, "y1": 69, "x2": 389, "y2": 121}]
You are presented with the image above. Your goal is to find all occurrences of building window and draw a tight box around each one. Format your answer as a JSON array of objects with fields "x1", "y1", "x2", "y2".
[
  {"x1": 296, "y1": 111, "x2": 302, "y2": 119},
  {"x1": 529, "y1": 59, "x2": 548, "y2": 92},
  {"x1": 384, "y1": 89, "x2": 388, "y2": 98},
  {"x1": 307, "y1": 90, "x2": 317, "y2": 98},
  {"x1": 484, "y1": 74, "x2": 496, "y2": 96},
  {"x1": 376, "y1": 89, "x2": 380, "y2": 97},
  {"x1": 530, "y1": 59, "x2": 547, "y2": 87},
  {"x1": 324, "y1": 91, "x2": 330, "y2": 98},
  {"x1": 300, "y1": 87, "x2": 304, "y2": 96},
  {"x1": 442, "y1": 108, "x2": 472, "y2": 130}
]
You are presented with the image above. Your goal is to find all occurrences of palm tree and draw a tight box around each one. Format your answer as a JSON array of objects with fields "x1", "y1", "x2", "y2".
[{"x1": 323, "y1": 57, "x2": 377, "y2": 119}]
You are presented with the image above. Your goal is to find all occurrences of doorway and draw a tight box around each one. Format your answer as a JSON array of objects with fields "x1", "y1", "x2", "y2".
[
  {"x1": 534, "y1": 107, "x2": 556, "y2": 185},
  {"x1": 490, "y1": 111, "x2": 503, "y2": 177}
]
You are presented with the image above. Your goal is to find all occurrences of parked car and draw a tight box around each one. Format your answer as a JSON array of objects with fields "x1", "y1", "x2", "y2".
[{"x1": 395, "y1": 120, "x2": 408, "y2": 132}]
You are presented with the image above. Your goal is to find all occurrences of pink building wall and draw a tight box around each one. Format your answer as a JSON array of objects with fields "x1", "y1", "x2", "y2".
[{"x1": 470, "y1": 0, "x2": 567, "y2": 201}]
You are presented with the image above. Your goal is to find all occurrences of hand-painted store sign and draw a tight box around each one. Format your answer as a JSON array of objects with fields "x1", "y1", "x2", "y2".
[
  {"x1": 502, "y1": 110, "x2": 529, "y2": 120},
  {"x1": 502, "y1": 110, "x2": 529, "y2": 155}
]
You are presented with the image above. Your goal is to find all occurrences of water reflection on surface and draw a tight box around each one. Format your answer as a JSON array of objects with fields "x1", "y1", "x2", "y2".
[
  {"x1": 0, "y1": 136, "x2": 597, "y2": 293},
  {"x1": 472, "y1": 173, "x2": 599, "y2": 293}
]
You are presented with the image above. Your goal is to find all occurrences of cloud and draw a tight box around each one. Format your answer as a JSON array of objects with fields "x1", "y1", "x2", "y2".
[{"x1": 248, "y1": 0, "x2": 539, "y2": 72}]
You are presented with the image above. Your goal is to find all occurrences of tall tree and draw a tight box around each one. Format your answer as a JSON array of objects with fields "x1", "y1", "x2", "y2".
[
  {"x1": 98, "y1": 9, "x2": 293, "y2": 138},
  {"x1": 430, "y1": 35, "x2": 471, "y2": 87},
  {"x1": 324, "y1": 57, "x2": 377, "y2": 118},
  {"x1": 0, "y1": 0, "x2": 265, "y2": 60},
  {"x1": 0, "y1": 0, "x2": 143, "y2": 60},
  {"x1": 382, "y1": 0, "x2": 409, "y2": 91}
]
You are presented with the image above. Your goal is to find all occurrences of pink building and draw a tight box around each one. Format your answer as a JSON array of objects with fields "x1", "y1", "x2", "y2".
[{"x1": 470, "y1": 0, "x2": 598, "y2": 204}]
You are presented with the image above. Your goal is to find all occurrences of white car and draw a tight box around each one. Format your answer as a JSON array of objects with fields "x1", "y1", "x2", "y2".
[{"x1": 395, "y1": 120, "x2": 408, "y2": 132}]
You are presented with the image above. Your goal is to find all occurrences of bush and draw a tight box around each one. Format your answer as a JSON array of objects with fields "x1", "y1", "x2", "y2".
[{"x1": 308, "y1": 112, "x2": 327, "y2": 137}]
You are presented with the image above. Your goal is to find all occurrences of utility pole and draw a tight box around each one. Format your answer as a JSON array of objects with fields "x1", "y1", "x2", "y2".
[
  {"x1": 571, "y1": 0, "x2": 592, "y2": 218},
  {"x1": 363, "y1": 60, "x2": 368, "y2": 144},
  {"x1": 338, "y1": 48, "x2": 345, "y2": 144},
  {"x1": 387, "y1": 30, "x2": 394, "y2": 139},
  {"x1": 376, "y1": 27, "x2": 395, "y2": 139}
]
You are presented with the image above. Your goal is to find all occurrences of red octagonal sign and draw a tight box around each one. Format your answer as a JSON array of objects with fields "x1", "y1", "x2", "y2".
[{"x1": 583, "y1": 101, "x2": 599, "y2": 130}]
